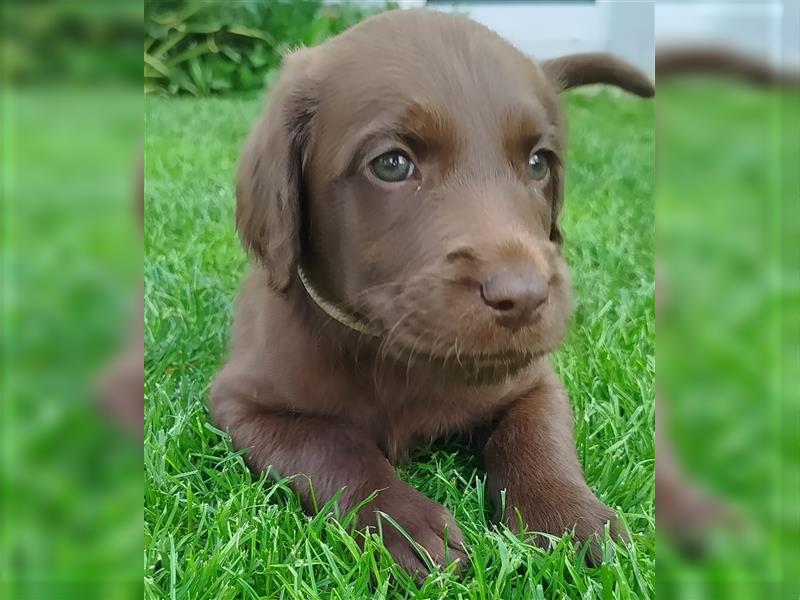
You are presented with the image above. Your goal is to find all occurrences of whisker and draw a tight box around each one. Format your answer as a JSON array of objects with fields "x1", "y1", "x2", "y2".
[
  {"x1": 404, "y1": 331, "x2": 425, "y2": 389},
  {"x1": 454, "y1": 336, "x2": 464, "y2": 371},
  {"x1": 372, "y1": 308, "x2": 416, "y2": 384},
  {"x1": 343, "y1": 273, "x2": 445, "y2": 312},
  {"x1": 379, "y1": 309, "x2": 415, "y2": 362},
  {"x1": 441, "y1": 338, "x2": 458, "y2": 372}
]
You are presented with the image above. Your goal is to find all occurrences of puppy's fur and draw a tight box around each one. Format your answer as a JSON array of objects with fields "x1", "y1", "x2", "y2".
[{"x1": 212, "y1": 10, "x2": 653, "y2": 573}]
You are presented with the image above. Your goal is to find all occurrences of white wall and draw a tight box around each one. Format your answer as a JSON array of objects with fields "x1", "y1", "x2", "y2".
[
  {"x1": 656, "y1": 1, "x2": 794, "y2": 70},
  {"x1": 332, "y1": 1, "x2": 796, "y2": 75},
  {"x1": 427, "y1": 1, "x2": 654, "y2": 77}
]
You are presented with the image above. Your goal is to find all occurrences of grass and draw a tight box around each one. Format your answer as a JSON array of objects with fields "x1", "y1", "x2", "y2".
[
  {"x1": 144, "y1": 89, "x2": 655, "y2": 599},
  {"x1": 3, "y1": 87, "x2": 141, "y2": 599},
  {"x1": 656, "y1": 82, "x2": 797, "y2": 599}
]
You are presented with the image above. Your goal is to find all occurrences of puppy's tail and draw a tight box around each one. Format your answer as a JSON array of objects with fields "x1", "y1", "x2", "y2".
[
  {"x1": 542, "y1": 52, "x2": 655, "y2": 98},
  {"x1": 656, "y1": 45, "x2": 800, "y2": 88}
]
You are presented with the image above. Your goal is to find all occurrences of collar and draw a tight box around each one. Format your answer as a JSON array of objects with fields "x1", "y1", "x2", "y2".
[{"x1": 297, "y1": 265, "x2": 381, "y2": 337}]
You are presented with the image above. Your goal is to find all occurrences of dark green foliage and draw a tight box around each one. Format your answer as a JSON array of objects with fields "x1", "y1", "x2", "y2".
[
  {"x1": 2, "y1": 2, "x2": 141, "y2": 84},
  {"x1": 144, "y1": 0, "x2": 396, "y2": 96}
]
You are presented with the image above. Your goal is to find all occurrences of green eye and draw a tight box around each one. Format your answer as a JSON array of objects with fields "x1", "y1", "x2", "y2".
[
  {"x1": 527, "y1": 151, "x2": 549, "y2": 180},
  {"x1": 370, "y1": 150, "x2": 414, "y2": 182}
]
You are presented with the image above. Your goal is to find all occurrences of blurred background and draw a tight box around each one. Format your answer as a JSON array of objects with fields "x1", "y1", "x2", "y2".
[
  {"x1": 3, "y1": 3, "x2": 142, "y2": 599},
  {"x1": 2, "y1": 0, "x2": 797, "y2": 598},
  {"x1": 655, "y1": 2, "x2": 798, "y2": 599}
]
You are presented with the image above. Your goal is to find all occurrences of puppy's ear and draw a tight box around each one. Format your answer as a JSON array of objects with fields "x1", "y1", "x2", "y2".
[
  {"x1": 236, "y1": 49, "x2": 317, "y2": 291},
  {"x1": 542, "y1": 53, "x2": 652, "y2": 246},
  {"x1": 542, "y1": 53, "x2": 655, "y2": 97}
]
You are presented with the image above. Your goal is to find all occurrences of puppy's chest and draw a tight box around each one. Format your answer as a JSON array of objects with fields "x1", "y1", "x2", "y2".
[{"x1": 377, "y1": 384, "x2": 518, "y2": 461}]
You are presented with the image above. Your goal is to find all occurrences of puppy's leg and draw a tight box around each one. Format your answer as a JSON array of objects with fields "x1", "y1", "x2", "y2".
[
  {"x1": 655, "y1": 394, "x2": 736, "y2": 556},
  {"x1": 482, "y1": 367, "x2": 624, "y2": 563},
  {"x1": 211, "y1": 386, "x2": 465, "y2": 576}
]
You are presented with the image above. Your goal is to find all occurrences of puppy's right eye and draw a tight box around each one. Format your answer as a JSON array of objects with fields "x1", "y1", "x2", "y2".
[
  {"x1": 526, "y1": 150, "x2": 549, "y2": 181},
  {"x1": 370, "y1": 150, "x2": 415, "y2": 182}
]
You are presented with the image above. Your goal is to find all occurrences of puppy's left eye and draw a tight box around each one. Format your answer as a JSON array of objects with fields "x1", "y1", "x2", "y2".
[
  {"x1": 370, "y1": 150, "x2": 415, "y2": 183},
  {"x1": 526, "y1": 151, "x2": 549, "y2": 181}
]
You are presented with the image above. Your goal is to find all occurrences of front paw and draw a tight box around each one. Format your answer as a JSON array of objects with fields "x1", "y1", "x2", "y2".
[
  {"x1": 505, "y1": 483, "x2": 625, "y2": 565},
  {"x1": 367, "y1": 485, "x2": 466, "y2": 578}
]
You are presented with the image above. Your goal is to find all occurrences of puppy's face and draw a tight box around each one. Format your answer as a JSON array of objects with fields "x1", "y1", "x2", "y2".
[
  {"x1": 236, "y1": 11, "x2": 653, "y2": 370},
  {"x1": 307, "y1": 31, "x2": 569, "y2": 363}
]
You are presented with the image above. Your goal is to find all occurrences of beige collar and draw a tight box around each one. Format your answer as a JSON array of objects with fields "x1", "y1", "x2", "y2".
[{"x1": 297, "y1": 265, "x2": 381, "y2": 337}]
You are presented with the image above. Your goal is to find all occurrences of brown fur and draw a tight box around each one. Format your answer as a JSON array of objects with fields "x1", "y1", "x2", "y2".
[{"x1": 212, "y1": 9, "x2": 653, "y2": 574}]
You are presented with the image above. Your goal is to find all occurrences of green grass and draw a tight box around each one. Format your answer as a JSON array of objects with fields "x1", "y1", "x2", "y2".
[
  {"x1": 656, "y1": 82, "x2": 797, "y2": 598},
  {"x1": 3, "y1": 87, "x2": 142, "y2": 599},
  {"x1": 144, "y1": 89, "x2": 655, "y2": 599}
]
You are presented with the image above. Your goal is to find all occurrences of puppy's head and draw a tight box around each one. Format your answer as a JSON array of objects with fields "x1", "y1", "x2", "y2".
[{"x1": 237, "y1": 10, "x2": 653, "y2": 370}]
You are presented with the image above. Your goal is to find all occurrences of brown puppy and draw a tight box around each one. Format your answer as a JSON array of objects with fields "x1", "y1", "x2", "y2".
[{"x1": 212, "y1": 9, "x2": 653, "y2": 574}]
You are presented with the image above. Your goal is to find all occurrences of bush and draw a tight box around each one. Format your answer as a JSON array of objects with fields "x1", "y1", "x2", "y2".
[
  {"x1": 3, "y1": 2, "x2": 141, "y2": 84},
  {"x1": 145, "y1": 0, "x2": 396, "y2": 96}
]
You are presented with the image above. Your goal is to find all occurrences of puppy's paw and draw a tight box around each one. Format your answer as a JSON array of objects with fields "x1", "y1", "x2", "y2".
[
  {"x1": 371, "y1": 489, "x2": 466, "y2": 579},
  {"x1": 94, "y1": 348, "x2": 144, "y2": 437},
  {"x1": 507, "y1": 483, "x2": 626, "y2": 565},
  {"x1": 657, "y1": 476, "x2": 740, "y2": 558}
]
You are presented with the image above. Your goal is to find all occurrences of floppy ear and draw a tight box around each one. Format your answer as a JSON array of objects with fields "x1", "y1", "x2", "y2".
[
  {"x1": 542, "y1": 53, "x2": 653, "y2": 245},
  {"x1": 236, "y1": 50, "x2": 317, "y2": 291},
  {"x1": 542, "y1": 52, "x2": 655, "y2": 97}
]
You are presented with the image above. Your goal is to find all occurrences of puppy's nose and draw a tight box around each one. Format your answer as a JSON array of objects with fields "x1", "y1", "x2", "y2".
[{"x1": 480, "y1": 269, "x2": 549, "y2": 329}]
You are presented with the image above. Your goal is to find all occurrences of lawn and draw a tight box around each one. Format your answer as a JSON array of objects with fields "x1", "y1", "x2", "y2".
[
  {"x1": 144, "y1": 89, "x2": 655, "y2": 599},
  {"x1": 656, "y1": 82, "x2": 796, "y2": 598},
  {"x1": 3, "y1": 87, "x2": 142, "y2": 599}
]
